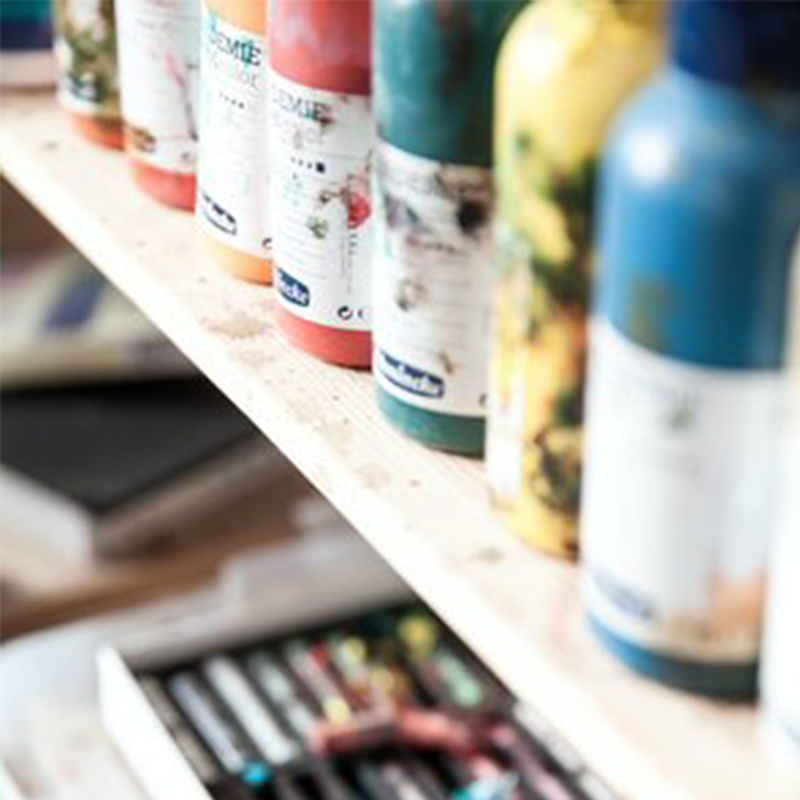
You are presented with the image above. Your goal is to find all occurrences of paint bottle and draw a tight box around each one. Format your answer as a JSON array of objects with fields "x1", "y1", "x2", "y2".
[
  {"x1": 53, "y1": 0, "x2": 122, "y2": 149},
  {"x1": 197, "y1": 0, "x2": 270, "y2": 283},
  {"x1": 582, "y1": 0, "x2": 800, "y2": 697},
  {"x1": 486, "y1": 0, "x2": 665, "y2": 557},
  {"x1": 116, "y1": 0, "x2": 200, "y2": 210},
  {"x1": 270, "y1": 0, "x2": 373, "y2": 368},
  {"x1": 761, "y1": 377, "x2": 800, "y2": 778},
  {"x1": 0, "y1": 0, "x2": 53, "y2": 89},
  {"x1": 373, "y1": 0, "x2": 525, "y2": 454}
]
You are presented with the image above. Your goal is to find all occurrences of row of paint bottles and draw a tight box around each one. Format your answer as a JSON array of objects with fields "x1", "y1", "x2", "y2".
[
  {"x1": 487, "y1": 0, "x2": 665, "y2": 555},
  {"x1": 52, "y1": 0, "x2": 200, "y2": 211},
  {"x1": 582, "y1": 1, "x2": 800, "y2": 697},
  {"x1": 373, "y1": 0, "x2": 525, "y2": 453},
  {"x1": 53, "y1": 0, "x2": 123, "y2": 149},
  {"x1": 0, "y1": 0, "x2": 53, "y2": 89}
]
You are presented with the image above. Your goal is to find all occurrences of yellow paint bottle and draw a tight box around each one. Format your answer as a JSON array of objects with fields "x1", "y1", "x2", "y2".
[{"x1": 487, "y1": 0, "x2": 665, "y2": 558}]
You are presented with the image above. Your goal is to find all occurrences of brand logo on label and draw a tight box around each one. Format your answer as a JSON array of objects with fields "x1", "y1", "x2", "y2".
[
  {"x1": 206, "y1": 13, "x2": 261, "y2": 67},
  {"x1": 591, "y1": 568, "x2": 654, "y2": 622},
  {"x1": 278, "y1": 270, "x2": 310, "y2": 308},
  {"x1": 378, "y1": 351, "x2": 444, "y2": 400},
  {"x1": 272, "y1": 85, "x2": 332, "y2": 126},
  {"x1": 199, "y1": 191, "x2": 237, "y2": 236}
]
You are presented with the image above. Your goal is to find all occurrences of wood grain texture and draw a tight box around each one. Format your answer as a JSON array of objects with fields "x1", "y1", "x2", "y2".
[{"x1": 1, "y1": 92, "x2": 795, "y2": 800}]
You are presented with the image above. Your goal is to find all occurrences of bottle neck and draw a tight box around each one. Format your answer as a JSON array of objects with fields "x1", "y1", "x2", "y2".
[
  {"x1": 667, "y1": 64, "x2": 800, "y2": 128},
  {"x1": 570, "y1": 0, "x2": 665, "y2": 27}
]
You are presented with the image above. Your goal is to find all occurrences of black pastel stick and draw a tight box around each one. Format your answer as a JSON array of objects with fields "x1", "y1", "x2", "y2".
[
  {"x1": 274, "y1": 775, "x2": 312, "y2": 800},
  {"x1": 402, "y1": 755, "x2": 451, "y2": 800},
  {"x1": 316, "y1": 765, "x2": 361, "y2": 800},
  {"x1": 352, "y1": 760, "x2": 400, "y2": 800},
  {"x1": 169, "y1": 671, "x2": 273, "y2": 794},
  {"x1": 140, "y1": 677, "x2": 254, "y2": 800},
  {"x1": 245, "y1": 651, "x2": 318, "y2": 740},
  {"x1": 203, "y1": 655, "x2": 300, "y2": 766},
  {"x1": 511, "y1": 706, "x2": 584, "y2": 779},
  {"x1": 379, "y1": 760, "x2": 431, "y2": 800}
]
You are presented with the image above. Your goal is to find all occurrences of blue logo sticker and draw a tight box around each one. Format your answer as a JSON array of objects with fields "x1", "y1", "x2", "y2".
[
  {"x1": 378, "y1": 351, "x2": 444, "y2": 400},
  {"x1": 278, "y1": 270, "x2": 310, "y2": 308}
]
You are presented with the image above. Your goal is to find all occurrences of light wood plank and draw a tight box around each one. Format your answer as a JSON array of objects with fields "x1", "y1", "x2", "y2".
[{"x1": 1, "y1": 91, "x2": 796, "y2": 800}]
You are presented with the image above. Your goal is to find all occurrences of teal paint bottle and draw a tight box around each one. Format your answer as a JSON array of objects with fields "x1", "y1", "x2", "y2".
[
  {"x1": 582, "y1": 0, "x2": 800, "y2": 697},
  {"x1": 373, "y1": 0, "x2": 526, "y2": 455}
]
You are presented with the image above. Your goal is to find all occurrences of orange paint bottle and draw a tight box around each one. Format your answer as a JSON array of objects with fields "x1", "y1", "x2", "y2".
[{"x1": 196, "y1": 0, "x2": 271, "y2": 283}]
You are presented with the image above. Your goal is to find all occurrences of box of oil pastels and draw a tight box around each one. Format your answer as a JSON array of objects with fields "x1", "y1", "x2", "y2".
[{"x1": 99, "y1": 536, "x2": 616, "y2": 800}]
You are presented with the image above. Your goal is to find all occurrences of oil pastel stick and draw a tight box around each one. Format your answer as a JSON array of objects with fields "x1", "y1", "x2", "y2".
[
  {"x1": 402, "y1": 754, "x2": 451, "y2": 800},
  {"x1": 510, "y1": 707, "x2": 583, "y2": 780},
  {"x1": 379, "y1": 759, "x2": 432, "y2": 800},
  {"x1": 204, "y1": 656, "x2": 300, "y2": 766},
  {"x1": 353, "y1": 760, "x2": 402, "y2": 800},
  {"x1": 362, "y1": 636, "x2": 422, "y2": 707},
  {"x1": 571, "y1": 774, "x2": 621, "y2": 800},
  {"x1": 309, "y1": 642, "x2": 364, "y2": 712},
  {"x1": 327, "y1": 634, "x2": 392, "y2": 711},
  {"x1": 168, "y1": 671, "x2": 272, "y2": 793},
  {"x1": 310, "y1": 709, "x2": 399, "y2": 756},
  {"x1": 274, "y1": 775, "x2": 313, "y2": 800},
  {"x1": 316, "y1": 765, "x2": 361, "y2": 800},
  {"x1": 245, "y1": 651, "x2": 318, "y2": 740},
  {"x1": 396, "y1": 614, "x2": 450, "y2": 705},
  {"x1": 283, "y1": 639, "x2": 354, "y2": 724},
  {"x1": 511, "y1": 707, "x2": 620, "y2": 800},
  {"x1": 140, "y1": 677, "x2": 254, "y2": 800},
  {"x1": 490, "y1": 726, "x2": 581, "y2": 800},
  {"x1": 453, "y1": 775, "x2": 520, "y2": 800},
  {"x1": 428, "y1": 644, "x2": 497, "y2": 712},
  {"x1": 398, "y1": 614, "x2": 498, "y2": 712}
]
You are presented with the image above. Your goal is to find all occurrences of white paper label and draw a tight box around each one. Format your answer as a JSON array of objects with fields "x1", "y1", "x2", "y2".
[
  {"x1": 582, "y1": 319, "x2": 782, "y2": 662},
  {"x1": 55, "y1": 0, "x2": 119, "y2": 118},
  {"x1": 761, "y1": 418, "x2": 800, "y2": 768},
  {"x1": 116, "y1": 0, "x2": 200, "y2": 174},
  {"x1": 270, "y1": 71, "x2": 373, "y2": 331},
  {"x1": 373, "y1": 143, "x2": 494, "y2": 417},
  {"x1": 197, "y1": 7, "x2": 269, "y2": 259}
]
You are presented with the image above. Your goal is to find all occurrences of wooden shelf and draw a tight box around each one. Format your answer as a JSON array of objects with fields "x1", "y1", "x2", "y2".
[{"x1": 0, "y1": 92, "x2": 793, "y2": 800}]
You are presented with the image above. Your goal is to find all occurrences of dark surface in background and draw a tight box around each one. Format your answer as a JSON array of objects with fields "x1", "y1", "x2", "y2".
[{"x1": 0, "y1": 380, "x2": 258, "y2": 513}]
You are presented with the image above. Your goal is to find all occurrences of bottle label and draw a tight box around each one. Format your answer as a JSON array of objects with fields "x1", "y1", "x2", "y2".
[
  {"x1": 197, "y1": 6, "x2": 269, "y2": 259},
  {"x1": 582, "y1": 320, "x2": 782, "y2": 663},
  {"x1": 270, "y1": 70, "x2": 373, "y2": 331},
  {"x1": 116, "y1": 0, "x2": 199, "y2": 175},
  {"x1": 54, "y1": 0, "x2": 119, "y2": 119},
  {"x1": 373, "y1": 143, "x2": 494, "y2": 418},
  {"x1": 762, "y1": 419, "x2": 800, "y2": 766}
]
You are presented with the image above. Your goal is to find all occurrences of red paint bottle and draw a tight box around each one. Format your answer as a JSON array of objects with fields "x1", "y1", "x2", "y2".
[{"x1": 269, "y1": 0, "x2": 373, "y2": 368}]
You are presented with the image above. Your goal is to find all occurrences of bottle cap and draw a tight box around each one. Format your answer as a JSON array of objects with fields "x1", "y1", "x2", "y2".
[{"x1": 671, "y1": 0, "x2": 800, "y2": 90}]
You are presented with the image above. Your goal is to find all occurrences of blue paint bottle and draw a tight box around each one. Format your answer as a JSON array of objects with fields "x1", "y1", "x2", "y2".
[{"x1": 581, "y1": 0, "x2": 800, "y2": 698}]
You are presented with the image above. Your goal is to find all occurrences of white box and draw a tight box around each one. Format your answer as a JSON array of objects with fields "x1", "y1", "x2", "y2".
[{"x1": 98, "y1": 534, "x2": 411, "y2": 800}]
